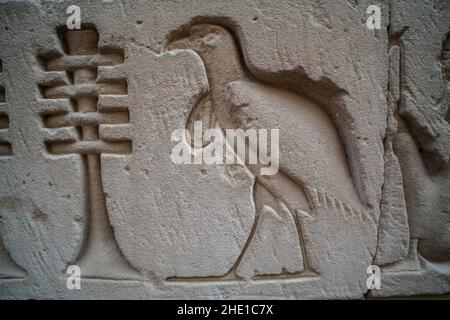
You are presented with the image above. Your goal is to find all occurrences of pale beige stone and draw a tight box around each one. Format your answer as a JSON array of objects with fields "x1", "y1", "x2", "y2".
[{"x1": 0, "y1": 0, "x2": 448, "y2": 300}]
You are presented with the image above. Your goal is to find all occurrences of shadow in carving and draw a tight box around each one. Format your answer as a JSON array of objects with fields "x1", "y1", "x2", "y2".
[
  {"x1": 442, "y1": 32, "x2": 450, "y2": 125},
  {"x1": 0, "y1": 61, "x2": 12, "y2": 156},
  {"x1": 395, "y1": 117, "x2": 450, "y2": 263}
]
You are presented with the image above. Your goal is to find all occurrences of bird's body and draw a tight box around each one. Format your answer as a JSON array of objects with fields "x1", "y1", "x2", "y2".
[{"x1": 168, "y1": 23, "x2": 360, "y2": 279}]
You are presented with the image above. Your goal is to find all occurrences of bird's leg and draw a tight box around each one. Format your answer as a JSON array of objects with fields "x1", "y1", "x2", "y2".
[
  {"x1": 257, "y1": 173, "x2": 313, "y2": 272},
  {"x1": 229, "y1": 180, "x2": 278, "y2": 279}
]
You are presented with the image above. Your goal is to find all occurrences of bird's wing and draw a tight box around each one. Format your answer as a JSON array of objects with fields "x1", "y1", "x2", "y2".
[{"x1": 224, "y1": 80, "x2": 362, "y2": 209}]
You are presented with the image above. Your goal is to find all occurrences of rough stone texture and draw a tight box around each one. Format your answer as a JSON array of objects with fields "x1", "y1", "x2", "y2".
[{"x1": 0, "y1": 0, "x2": 448, "y2": 299}]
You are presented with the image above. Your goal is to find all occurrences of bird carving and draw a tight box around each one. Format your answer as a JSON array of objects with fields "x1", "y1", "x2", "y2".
[{"x1": 167, "y1": 23, "x2": 360, "y2": 279}]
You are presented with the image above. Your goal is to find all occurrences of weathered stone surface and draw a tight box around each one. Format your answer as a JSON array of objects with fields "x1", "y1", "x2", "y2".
[
  {"x1": 235, "y1": 184, "x2": 304, "y2": 280},
  {"x1": 0, "y1": 0, "x2": 448, "y2": 299},
  {"x1": 374, "y1": 45, "x2": 409, "y2": 266}
]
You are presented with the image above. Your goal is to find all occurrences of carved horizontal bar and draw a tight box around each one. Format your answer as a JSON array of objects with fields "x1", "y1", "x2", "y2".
[
  {"x1": 40, "y1": 127, "x2": 78, "y2": 143},
  {"x1": 97, "y1": 65, "x2": 127, "y2": 82},
  {"x1": 46, "y1": 140, "x2": 132, "y2": 155},
  {"x1": 44, "y1": 111, "x2": 129, "y2": 128},
  {"x1": 36, "y1": 71, "x2": 70, "y2": 87},
  {"x1": 97, "y1": 95, "x2": 130, "y2": 112},
  {"x1": 99, "y1": 124, "x2": 132, "y2": 141}
]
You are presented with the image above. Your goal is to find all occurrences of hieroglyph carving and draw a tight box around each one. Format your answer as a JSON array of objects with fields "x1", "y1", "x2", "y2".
[
  {"x1": 37, "y1": 28, "x2": 139, "y2": 279},
  {"x1": 0, "y1": 58, "x2": 26, "y2": 279}
]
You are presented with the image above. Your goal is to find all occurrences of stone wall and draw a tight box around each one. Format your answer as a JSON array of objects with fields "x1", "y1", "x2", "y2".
[{"x1": 0, "y1": 0, "x2": 448, "y2": 299}]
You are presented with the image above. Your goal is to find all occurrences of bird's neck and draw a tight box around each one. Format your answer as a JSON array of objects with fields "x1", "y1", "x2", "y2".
[{"x1": 196, "y1": 34, "x2": 247, "y2": 129}]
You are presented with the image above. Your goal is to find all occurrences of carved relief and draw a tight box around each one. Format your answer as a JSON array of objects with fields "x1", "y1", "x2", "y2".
[
  {"x1": 37, "y1": 27, "x2": 139, "y2": 279},
  {"x1": 0, "y1": 58, "x2": 26, "y2": 279},
  {"x1": 100, "y1": 42, "x2": 255, "y2": 280},
  {"x1": 163, "y1": 23, "x2": 368, "y2": 281},
  {"x1": 376, "y1": 27, "x2": 450, "y2": 273},
  {"x1": 0, "y1": 60, "x2": 12, "y2": 157},
  {"x1": 0, "y1": 0, "x2": 448, "y2": 299},
  {"x1": 392, "y1": 31, "x2": 450, "y2": 263}
]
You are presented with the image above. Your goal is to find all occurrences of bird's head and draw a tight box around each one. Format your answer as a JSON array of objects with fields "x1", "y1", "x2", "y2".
[
  {"x1": 167, "y1": 23, "x2": 232, "y2": 55},
  {"x1": 167, "y1": 23, "x2": 247, "y2": 131}
]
